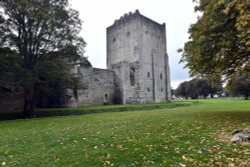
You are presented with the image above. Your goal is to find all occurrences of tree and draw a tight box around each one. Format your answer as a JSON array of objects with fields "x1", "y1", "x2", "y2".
[
  {"x1": 175, "y1": 78, "x2": 222, "y2": 99},
  {"x1": 0, "y1": 0, "x2": 86, "y2": 116},
  {"x1": 34, "y1": 53, "x2": 90, "y2": 108},
  {"x1": 226, "y1": 65, "x2": 250, "y2": 100},
  {"x1": 175, "y1": 81, "x2": 189, "y2": 99},
  {"x1": 180, "y1": 0, "x2": 250, "y2": 83},
  {"x1": 193, "y1": 79, "x2": 210, "y2": 98}
]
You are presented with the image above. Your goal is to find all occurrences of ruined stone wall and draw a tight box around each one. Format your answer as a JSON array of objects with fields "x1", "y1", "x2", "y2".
[
  {"x1": 77, "y1": 67, "x2": 115, "y2": 105},
  {"x1": 109, "y1": 61, "x2": 143, "y2": 104},
  {"x1": 1, "y1": 11, "x2": 171, "y2": 108}
]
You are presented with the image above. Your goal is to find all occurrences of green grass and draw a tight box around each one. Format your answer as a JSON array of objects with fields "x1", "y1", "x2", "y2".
[
  {"x1": 35, "y1": 101, "x2": 198, "y2": 117},
  {"x1": 0, "y1": 99, "x2": 250, "y2": 166},
  {"x1": 0, "y1": 101, "x2": 197, "y2": 120}
]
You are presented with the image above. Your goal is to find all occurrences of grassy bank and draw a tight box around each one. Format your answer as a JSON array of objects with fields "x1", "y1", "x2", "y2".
[
  {"x1": 0, "y1": 101, "x2": 198, "y2": 120},
  {"x1": 0, "y1": 99, "x2": 250, "y2": 166},
  {"x1": 36, "y1": 101, "x2": 198, "y2": 117}
]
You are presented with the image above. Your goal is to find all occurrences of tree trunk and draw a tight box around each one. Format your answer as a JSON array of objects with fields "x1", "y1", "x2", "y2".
[
  {"x1": 23, "y1": 85, "x2": 35, "y2": 117},
  {"x1": 245, "y1": 94, "x2": 249, "y2": 100}
]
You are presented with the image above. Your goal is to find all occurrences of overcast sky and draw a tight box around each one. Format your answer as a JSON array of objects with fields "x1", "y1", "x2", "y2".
[{"x1": 70, "y1": 0, "x2": 199, "y2": 88}]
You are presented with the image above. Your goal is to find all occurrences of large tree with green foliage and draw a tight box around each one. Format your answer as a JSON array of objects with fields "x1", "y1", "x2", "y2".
[
  {"x1": 226, "y1": 65, "x2": 250, "y2": 100},
  {"x1": 180, "y1": 0, "x2": 250, "y2": 83},
  {"x1": 0, "y1": 0, "x2": 87, "y2": 116}
]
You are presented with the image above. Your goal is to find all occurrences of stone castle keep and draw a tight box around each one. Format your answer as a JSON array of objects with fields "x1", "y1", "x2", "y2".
[{"x1": 69, "y1": 10, "x2": 171, "y2": 106}]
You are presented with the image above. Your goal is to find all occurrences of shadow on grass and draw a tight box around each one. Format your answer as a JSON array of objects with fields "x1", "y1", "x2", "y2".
[{"x1": 0, "y1": 101, "x2": 199, "y2": 121}]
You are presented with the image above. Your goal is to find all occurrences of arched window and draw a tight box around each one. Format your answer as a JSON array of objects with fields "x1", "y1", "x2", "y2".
[
  {"x1": 130, "y1": 68, "x2": 135, "y2": 86},
  {"x1": 160, "y1": 73, "x2": 163, "y2": 80},
  {"x1": 104, "y1": 94, "x2": 108, "y2": 105},
  {"x1": 126, "y1": 32, "x2": 130, "y2": 37},
  {"x1": 104, "y1": 94, "x2": 108, "y2": 101}
]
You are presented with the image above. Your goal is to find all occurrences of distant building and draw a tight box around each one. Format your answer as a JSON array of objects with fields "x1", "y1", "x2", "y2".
[{"x1": 68, "y1": 10, "x2": 171, "y2": 106}]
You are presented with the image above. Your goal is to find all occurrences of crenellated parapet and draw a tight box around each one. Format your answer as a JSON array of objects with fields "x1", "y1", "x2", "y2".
[
  {"x1": 107, "y1": 9, "x2": 165, "y2": 35},
  {"x1": 114, "y1": 10, "x2": 140, "y2": 25}
]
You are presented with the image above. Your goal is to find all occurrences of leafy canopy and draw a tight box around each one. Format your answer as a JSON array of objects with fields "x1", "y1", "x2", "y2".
[
  {"x1": 180, "y1": 0, "x2": 250, "y2": 82},
  {"x1": 0, "y1": 0, "x2": 85, "y2": 64}
]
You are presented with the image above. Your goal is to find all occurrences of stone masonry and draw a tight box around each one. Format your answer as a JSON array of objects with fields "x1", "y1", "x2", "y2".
[
  {"x1": 69, "y1": 10, "x2": 171, "y2": 106},
  {"x1": 107, "y1": 10, "x2": 171, "y2": 104}
]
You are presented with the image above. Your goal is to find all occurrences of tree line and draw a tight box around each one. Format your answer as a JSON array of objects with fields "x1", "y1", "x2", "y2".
[
  {"x1": 174, "y1": 78, "x2": 222, "y2": 99},
  {"x1": 174, "y1": 76, "x2": 250, "y2": 100}
]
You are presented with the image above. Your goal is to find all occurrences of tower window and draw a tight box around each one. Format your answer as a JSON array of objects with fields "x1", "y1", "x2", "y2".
[
  {"x1": 147, "y1": 88, "x2": 150, "y2": 92},
  {"x1": 113, "y1": 37, "x2": 116, "y2": 42},
  {"x1": 130, "y1": 68, "x2": 135, "y2": 86},
  {"x1": 147, "y1": 72, "x2": 150, "y2": 78},
  {"x1": 126, "y1": 32, "x2": 130, "y2": 37},
  {"x1": 160, "y1": 73, "x2": 163, "y2": 80},
  {"x1": 146, "y1": 31, "x2": 148, "y2": 34},
  {"x1": 161, "y1": 88, "x2": 163, "y2": 92}
]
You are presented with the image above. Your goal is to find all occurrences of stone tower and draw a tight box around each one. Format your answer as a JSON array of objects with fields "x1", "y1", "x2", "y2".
[{"x1": 107, "y1": 10, "x2": 171, "y2": 104}]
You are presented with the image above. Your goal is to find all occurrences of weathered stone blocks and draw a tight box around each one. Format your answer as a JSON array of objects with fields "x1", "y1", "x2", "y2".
[{"x1": 72, "y1": 10, "x2": 171, "y2": 106}]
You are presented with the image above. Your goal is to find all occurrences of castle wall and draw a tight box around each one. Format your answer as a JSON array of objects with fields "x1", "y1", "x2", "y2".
[
  {"x1": 107, "y1": 10, "x2": 171, "y2": 104},
  {"x1": 77, "y1": 67, "x2": 115, "y2": 105},
  {"x1": 0, "y1": 10, "x2": 171, "y2": 109},
  {"x1": 107, "y1": 11, "x2": 142, "y2": 68},
  {"x1": 75, "y1": 10, "x2": 171, "y2": 106},
  {"x1": 109, "y1": 61, "x2": 143, "y2": 104},
  {"x1": 139, "y1": 16, "x2": 168, "y2": 103}
]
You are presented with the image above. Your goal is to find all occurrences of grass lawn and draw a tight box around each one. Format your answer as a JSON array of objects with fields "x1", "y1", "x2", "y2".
[
  {"x1": 0, "y1": 99, "x2": 250, "y2": 166},
  {"x1": 0, "y1": 101, "x2": 196, "y2": 120}
]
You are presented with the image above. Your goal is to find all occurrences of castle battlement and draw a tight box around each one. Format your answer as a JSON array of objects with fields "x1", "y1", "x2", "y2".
[
  {"x1": 107, "y1": 10, "x2": 141, "y2": 30},
  {"x1": 108, "y1": 10, "x2": 165, "y2": 34},
  {"x1": 115, "y1": 10, "x2": 140, "y2": 24}
]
